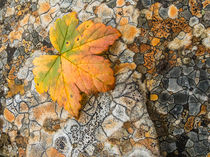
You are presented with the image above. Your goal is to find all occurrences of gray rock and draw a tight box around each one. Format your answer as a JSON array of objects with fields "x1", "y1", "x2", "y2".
[
  {"x1": 185, "y1": 139, "x2": 194, "y2": 148},
  {"x1": 133, "y1": 53, "x2": 144, "y2": 65},
  {"x1": 204, "y1": 11, "x2": 210, "y2": 22},
  {"x1": 187, "y1": 148, "x2": 196, "y2": 156},
  {"x1": 197, "y1": 80, "x2": 209, "y2": 92},
  {"x1": 187, "y1": 131, "x2": 198, "y2": 142},
  {"x1": 0, "y1": 61, "x2": 3, "y2": 69},
  {"x1": 199, "y1": 69, "x2": 208, "y2": 80},
  {"x1": 32, "y1": 38, "x2": 39, "y2": 45},
  {"x1": 189, "y1": 16, "x2": 199, "y2": 27},
  {"x1": 189, "y1": 102, "x2": 201, "y2": 116},
  {"x1": 183, "y1": 66, "x2": 194, "y2": 75},
  {"x1": 0, "y1": 10, "x2": 3, "y2": 21},
  {"x1": 189, "y1": 95, "x2": 198, "y2": 103},
  {"x1": 82, "y1": 0, "x2": 92, "y2": 2},
  {"x1": 17, "y1": 67, "x2": 29, "y2": 80},
  {"x1": 194, "y1": 142, "x2": 208, "y2": 156},
  {"x1": 177, "y1": 76, "x2": 191, "y2": 88},
  {"x1": 180, "y1": 9, "x2": 192, "y2": 19},
  {"x1": 168, "y1": 67, "x2": 182, "y2": 78},
  {"x1": 167, "y1": 78, "x2": 182, "y2": 93},
  {"x1": 173, "y1": 90, "x2": 188, "y2": 105},
  {"x1": 159, "y1": 7, "x2": 168, "y2": 19},
  {"x1": 173, "y1": 128, "x2": 184, "y2": 136},
  {"x1": 119, "y1": 50, "x2": 135, "y2": 63},
  {"x1": 14, "y1": 94, "x2": 22, "y2": 103},
  {"x1": 141, "y1": 0, "x2": 152, "y2": 8},
  {"x1": 198, "y1": 134, "x2": 208, "y2": 140},
  {"x1": 167, "y1": 142, "x2": 177, "y2": 153},
  {"x1": 170, "y1": 105, "x2": 183, "y2": 118},
  {"x1": 32, "y1": 30, "x2": 39, "y2": 38},
  {"x1": 159, "y1": 90, "x2": 172, "y2": 103},
  {"x1": 206, "y1": 57, "x2": 210, "y2": 67},
  {"x1": 31, "y1": 3, "x2": 37, "y2": 12},
  {"x1": 193, "y1": 88, "x2": 208, "y2": 104},
  {"x1": 106, "y1": 0, "x2": 116, "y2": 8}
]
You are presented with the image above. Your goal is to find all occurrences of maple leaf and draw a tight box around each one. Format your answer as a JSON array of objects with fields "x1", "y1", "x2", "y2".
[{"x1": 33, "y1": 12, "x2": 121, "y2": 117}]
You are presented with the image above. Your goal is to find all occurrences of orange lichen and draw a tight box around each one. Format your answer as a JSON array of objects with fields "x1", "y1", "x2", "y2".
[
  {"x1": 150, "y1": 94, "x2": 158, "y2": 101},
  {"x1": 46, "y1": 147, "x2": 65, "y2": 157},
  {"x1": 168, "y1": 5, "x2": 179, "y2": 19},
  {"x1": 118, "y1": 24, "x2": 139, "y2": 43},
  {"x1": 151, "y1": 38, "x2": 160, "y2": 47},
  {"x1": 20, "y1": 14, "x2": 30, "y2": 26},
  {"x1": 144, "y1": 50, "x2": 155, "y2": 71},
  {"x1": 38, "y1": 2, "x2": 50, "y2": 14},
  {"x1": 31, "y1": 102, "x2": 58, "y2": 125},
  {"x1": 202, "y1": 0, "x2": 210, "y2": 8},
  {"x1": 196, "y1": 45, "x2": 206, "y2": 56},
  {"x1": 119, "y1": 17, "x2": 129, "y2": 26},
  {"x1": 116, "y1": 0, "x2": 125, "y2": 7},
  {"x1": 8, "y1": 29, "x2": 23, "y2": 43},
  {"x1": 4, "y1": 108, "x2": 15, "y2": 123},
  {"x1": 189, "y1": 0, "x2": 202, "y2": 18},
  {"x1": 6, "y1": 79, "x2": 25, "y2": 98},
  {"x1": 140, "y1": 44, "x2": 151, "y2": 53},
  {"x1": 184, "y1": 116, "x2": 195, "y2": 133},
  {"x1": 198, "y1": 105, "x2": 207, "y2": 116},
  {"x1": 114, "y1": 63, "x2": 136, "y2": 74},
  {"x1": 127, "y1": 43, "x2": 139, "y2": 53}
]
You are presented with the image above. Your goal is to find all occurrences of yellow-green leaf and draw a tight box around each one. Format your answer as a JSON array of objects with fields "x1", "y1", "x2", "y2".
[{"x1": 33, "y1": 12, "x2": 121, "y2": 117}]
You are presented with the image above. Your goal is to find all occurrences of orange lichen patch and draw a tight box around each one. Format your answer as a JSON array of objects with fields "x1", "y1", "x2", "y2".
[
  {"x1": 133, "y1": 138, "x2": 159, "y2": 156},
  {"x1": 41, "y1": 46, "x2": 55, "y2": 53},
  {"x1": 145, "y1": 127, "x2": 156, "y2": 138},
  {"x1": 14, "y1": 114, "x2": 24, "y2": 130},
  {"x1": 4, "y1": 108, "x2": 15, "y2": 123},
  {"x1": 150, "y1": 94, "x2": 158, "y2": 101},
  {"x1": 149, "y1": 16, "x2": 190, "y2": 38},
  {"x1": 144, "y1": 50, "x2": 155, "y2": 71},
  {"x1": 20, "y1": 14, "x2": 30, "y2": 26},
  {"x1": 144, "y1": 2, "x2": 162, "y2": 20},
  {"x1": 8, "y1": 29, "x2": 24, "y2": 43},
  {"x1": 8, "y1": 130, "x2": 17, "y2": 142},
  {"x1": 146, "y1": 79, "x2": 156, "y2": 91},
  {"x1": 17, "y1": 10, "x2": 22, "y2": 16},
  {"x1": 140, "y1": 44, "x2": 151, "y2": 53},
  {"x1": 6, "y1": 79, "x2": 25, "y2": 98},
  {"x1": 46, "y1": 147, "x2": 65, "y2": 157},
  {"x1": 196, "y1": 45, "x2": 206, "y2": 56},
  {"x1": 19, "y1": 102, "x2": 29, "y2": 113},
  {"x1": 116, "y1": 0, "x2": 125, "y2": 7},
  {"x1": 198, "y1": 105, "x2": 207, "y2": 116},
  {"x1": 151, "y1": 38, "x2": 160, "y2": 47},
  {"x1": 5, "y1": 7, "x2": 15, "y2": 17},
  {"x1": 118, "y1": 24, "x2": 140, "y2": 43},
  {"x1": 38, "y1": 2, "x2": 50, "y2": 15},
  {"x1": 0, "y1": 45, "x2": 6, "y2": 52},
  {"x1": 168, "y1": 5, "x2": 179, "y2": 19},
  {"x1": 168, "y1": 54, "x2": 177, "y2": 66},
  {"x1": 184, "y1": 116, "x2": 195, "y2": 133},
  {"x1": 114, "y1": 63, "x2": 136, "y2": 74},
  {"x1": 30, "y1": 102, "x2": 58, "y2": 125},
  {"x1": 202, "y1": 0, "x2": 210, "y2": 8},
  {"x1": 18, "y1": 147, "x2": 26, "y2": 157},
  {"x1": 8, "y1": 66, "x2": 17, "y2": 80},
  {"x1": 2, "y1": 34, "x2": 9, "y2": 43},
  {"x1": 127, "y1": 43, "x2": 139, "y2": 53},
  {"x1": 168, "y1": 32, "x2": 192, "y2": 50},
  {"x1": 189, "y1": 0, "x2": 202, "y2": 18},
  {"x1": 119, "y1": 17, "x2": 129, "y2": 26}
]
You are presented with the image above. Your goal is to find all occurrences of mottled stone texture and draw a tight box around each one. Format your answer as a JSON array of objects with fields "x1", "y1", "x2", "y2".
[{"x1": 0, "y1": 0, "x2": 209, "y2": 156}]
